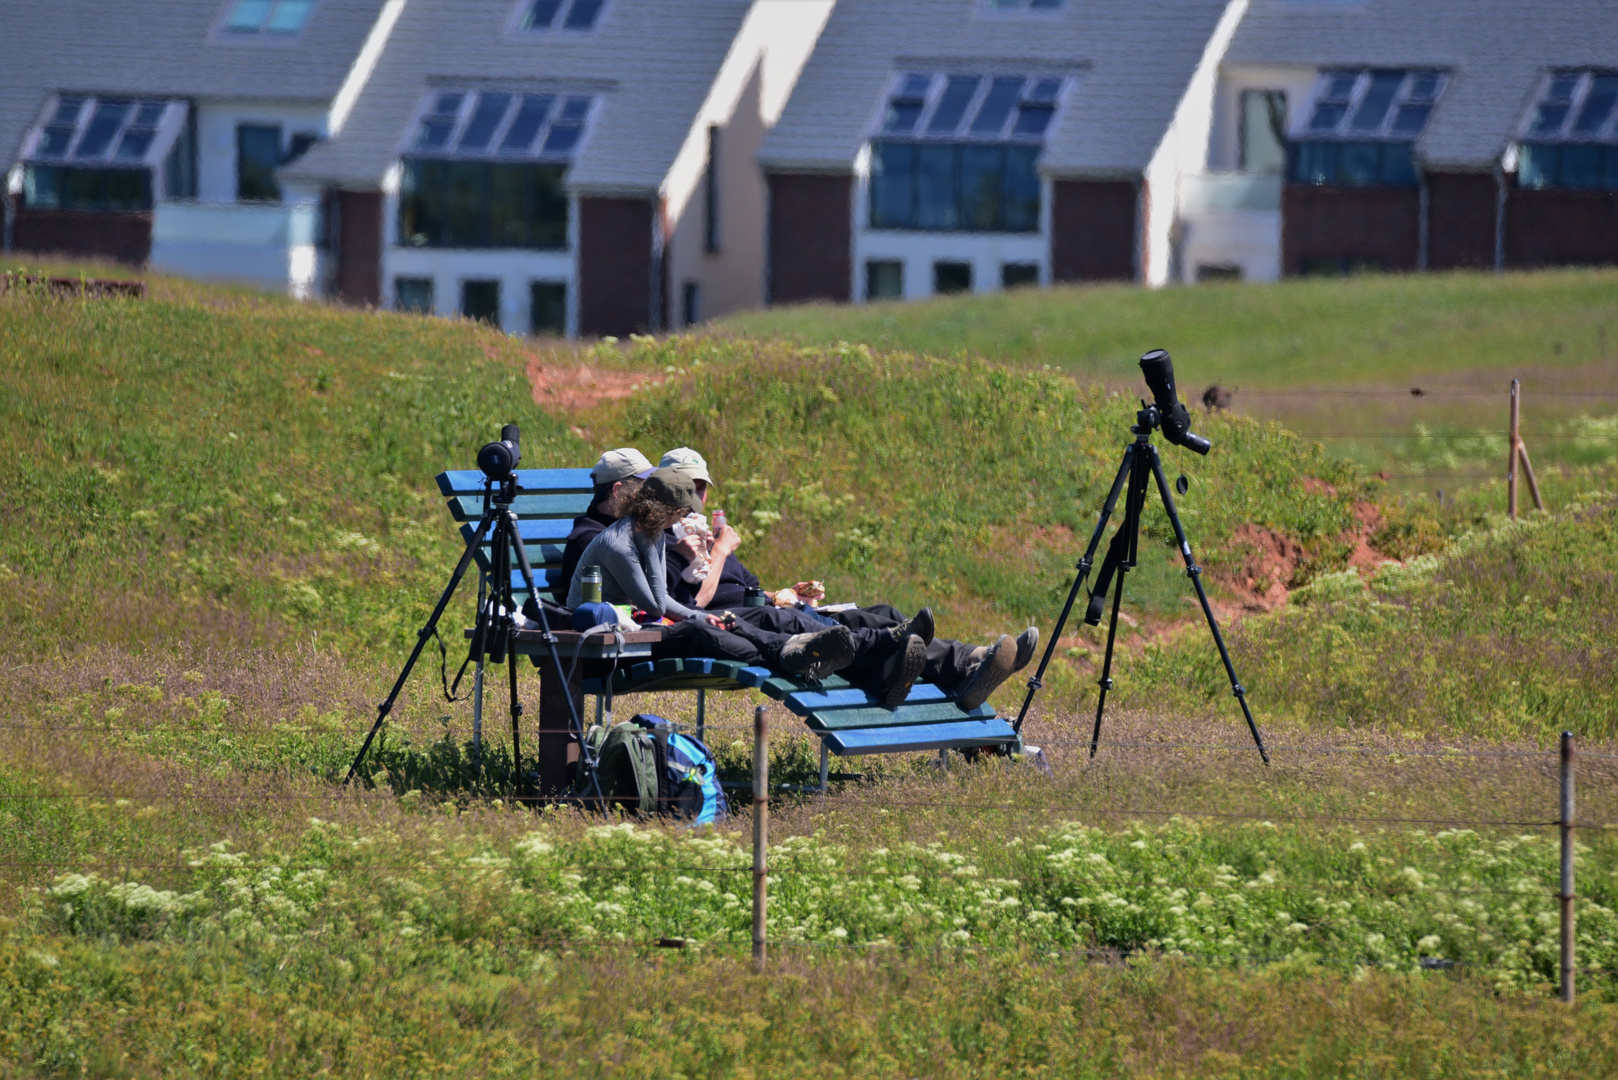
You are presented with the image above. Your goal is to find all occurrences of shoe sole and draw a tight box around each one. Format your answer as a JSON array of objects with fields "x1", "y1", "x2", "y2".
[
  {"x1": 957, "y1": 634, "x2": 1017, "y2": 711},
  {"x1": 1012, "y1": 628, "x2": 1039, "y2": 672},
  {"x1": 878, "y1": 634, "x2": 928, "y2": 709},
  {"x1": 779, "y1": 626, "x2": 855, "y2": 679}
]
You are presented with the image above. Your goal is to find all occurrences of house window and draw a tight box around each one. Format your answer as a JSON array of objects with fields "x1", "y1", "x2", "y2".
[
  {"x1": 406, "y1": 89, "x2": 593, "y2": 161},
  {"x1": 395, "y1": 277, "x2": 434, "y2": 313},
  {"x1": 462, "y1": 280, "x2": 501, "y2": 325},
  {"x1": 517, "y1": 0, "x2": 607, "y2": 31},
  {"x1": 531, "y1": 281, "x2": 566, "y2": 335},
  {"x1": 870, "y1": 72, "x2": 1061, "y2": 232},
  {"x1": 21, "y1": 95, "x2": 189, "y2": 210},
  {"x1": 237, "y1": 124, "x2": 283, "y2": 201},
  {"x1": 1240, "y1": 90, "x2": 1287, "y2": 173},
  {"x1": 867, "y1": 260, "x2": 903, "y2": 300},
  {"x1": 1517, "y1": 71, "x2": 1618, "y2": 191},
  {"x1": 1001, "y1": 262, "x2": 1038, "y2": 289},
  {"x1": 682, "y1": 281, "x2": 700, "y2": 326},
  {"x1": 982, "y1": 0, "x2": 1063, "y2": 10},
  {"x1": 399, "y1": 160, "x2": 567, "y2": 249},
  {"x1": 933, "y1": 261, "x2": 972, "y2": 294},
  {"x1": 704, "y1": 125, "x2": 720, "y2": 253},
  {"x1": 222, "y1": 0, "x2": 316, "y2": 35},
  {"x1": 1289, "y1": 69, "x2": 1444, "y2": 188}
]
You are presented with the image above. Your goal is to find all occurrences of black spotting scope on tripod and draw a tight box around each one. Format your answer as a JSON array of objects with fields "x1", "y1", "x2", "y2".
[
  {"x1": 344, "y1": 424, "x2": 604, "y2": 805},
  {"x1": 1012, "y1": 350, "x2": 1269, "y2": 764}
]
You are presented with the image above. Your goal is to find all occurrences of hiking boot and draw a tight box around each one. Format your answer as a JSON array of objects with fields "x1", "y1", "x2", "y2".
[
  {"x1": 1011, "y1": 626, "x2": 1039, "y2": 672},
  {"x1": 870, "y1": 633, "x2": 928, "y2": 709},
  {"x1": 955, "y1": 634, "x2": 1016, "y2": 711},
  {"x1": 777, "y1": 625, "x2": 855, "y2": 681},
  {"x1": 889, "y1": 606, "x2": 935, "y2": 646}
]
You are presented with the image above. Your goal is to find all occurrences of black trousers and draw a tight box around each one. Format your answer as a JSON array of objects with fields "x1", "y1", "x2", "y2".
[
  {"x1": 718, "y1": 605, "x2": 980, "y2": 687},
  {"x1": 652, "y1": 616, "x2": 898, "y2": 677}
]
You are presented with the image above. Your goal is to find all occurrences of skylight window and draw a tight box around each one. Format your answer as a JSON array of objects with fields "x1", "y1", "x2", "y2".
[
  {"x1": 406, "y1": 89, "x2": 594, "y2": 160},
  {"x1": 1300, "y1": 69, "x2": 1446, "y2": 140},
  {"x1": 25, "y1": 95, "x2": 187, "y2": 167},
  {"x1": 222, "y1": 0, "x2": 316, "y2": 35},
  {"x1": 876, "y1": 72, "x2": 1067, "y2": 141},
  {"x1": 1521, "y1": 71, "x2": 1618, "y2": 142},
  {"x1": 983, "y1": 0, "x2": 1063, "y2": 11},
  {"x1": 518, "y1": 0, "x2": 607, "y2": 31}
]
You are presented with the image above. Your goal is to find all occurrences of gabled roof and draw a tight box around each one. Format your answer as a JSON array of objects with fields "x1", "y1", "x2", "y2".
[
  {"x1": 0, "y1": 0, "x2": 390, "y2": 169},
  {"x1": 286, "y1": 0, "x2": 754, "y2": 195},
  {"x1": 758, "y1": 0, "x2": 1239, "y2": 179},
  {"x1": 1227, "y1": 0, "x2": 1618, "y2": 170}
]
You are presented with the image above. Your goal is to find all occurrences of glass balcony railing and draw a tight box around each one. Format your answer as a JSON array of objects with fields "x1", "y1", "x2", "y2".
[
  {"x1": 1180, "y1": 172, "x2": 1283, "y2": 215},
  {"x1": 152, "y1": 201, "x2": 322, "y2": 247}
]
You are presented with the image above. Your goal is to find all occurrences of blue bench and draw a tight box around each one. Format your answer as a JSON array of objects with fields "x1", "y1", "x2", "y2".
[{"x1": 437, "y1": 467, "x2": 1021, "y2": 792}]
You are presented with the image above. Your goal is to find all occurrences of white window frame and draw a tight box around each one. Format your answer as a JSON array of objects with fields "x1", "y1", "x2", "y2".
[
  {"x1": 504, "y1": 0, "x2": 612, "y2": 35},
  {"x1": 213, "y1": 0, "x2": 321, "y2": 40},
  {"x1": 870, "y1": 71, "x2": 1070, "y2": 143},
  {"x1": 1291, "y1": 69, "x2": 1447, "y2": 141},
  {"x1": 1518, "y1": 70, "x2": 1618, "y2": 143},
  {"x1": 21, "y1": 94, "x2": 189, "y2": 170},
  {"x1": 399, "y1": 88, "x2": 598, "y2": 162}
]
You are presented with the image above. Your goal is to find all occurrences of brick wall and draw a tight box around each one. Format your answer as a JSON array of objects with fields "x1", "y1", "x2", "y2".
[
  {"x1": 1282, "y1": 184, "x2": 1419, "y2": 275},
  {"x1": 1050, "y1": 179, "x2": 1138, "y2": 282},
  {"x1": 332, "y1": 190, "x2": 382, "y2": 306},
  {"x1": 578, "y1": 196, "x2": 654, "y2": 337},
  {"x1": 13, "y1": 208, "x2": 152, "y2": 265},
  {"x1": 1505, "y1": 187, "x2": 1618, "y2": 268},
  {"x1": 766, "y1": 172, "x2": 851, "y2": 304},
  {"x1": 1426, "y1": 171, "x2": 1498, "y2": 271}
]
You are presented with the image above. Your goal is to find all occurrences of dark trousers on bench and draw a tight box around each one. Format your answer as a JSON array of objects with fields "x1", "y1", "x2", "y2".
[
  {"x1": 691, "y1": 605, "x2": 981, "y2": 688},
  {"x1": 653, "y1": 616, "x2": 899, "y2": 677}
]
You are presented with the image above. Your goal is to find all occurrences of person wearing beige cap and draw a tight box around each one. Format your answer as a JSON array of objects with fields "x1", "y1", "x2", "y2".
[{"x1": 557, "y1": 447, "x2": 656, "y2": 601}]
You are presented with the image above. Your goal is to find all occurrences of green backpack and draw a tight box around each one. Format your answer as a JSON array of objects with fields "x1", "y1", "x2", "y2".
[{"x1": 572, "y1": 716, "x2": 713, "y2": 819}]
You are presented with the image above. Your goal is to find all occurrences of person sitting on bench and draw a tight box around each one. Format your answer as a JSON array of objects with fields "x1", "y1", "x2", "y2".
[
  {"x1": 567, "y1": 468, "x2": 935, "y2": 705},
  {"x1": 663, "y1": 448, "x2": 1034, "y2": 712},
  {"x1": 557, "y1": 447, "x2": 656, "y2": 603}
]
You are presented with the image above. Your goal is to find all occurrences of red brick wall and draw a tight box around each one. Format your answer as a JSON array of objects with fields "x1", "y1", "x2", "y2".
[
  {"x1": 333, "y1": 189, "x2": 382, "y2": 307},
  {"x1": 1282, "y1": 184, "x2": 1419, "y2": 275},
  {"x1": 578, "y1": 196, "x2": 654, "y2": 337},
  {"x1": 1426, "y1": 171, "x2": 1497, "y2": 271},
  {"x1": 1050, "y1": 179, "x2": 1138, "y2": 282},
  {"x1": 766, "y1": 172, "x2": 851, "y2": 304},
  {"x1": 1505, "y1": 187, "x2": 1618, "y2": 268},
  {"x1": 13, "y1": 208, "x2": 152, "y2": 265}
]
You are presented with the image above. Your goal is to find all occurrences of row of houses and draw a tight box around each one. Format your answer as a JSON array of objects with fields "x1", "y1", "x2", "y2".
[{"x1": 4, "y1": 0, "x2": 1617, "y2": 337}]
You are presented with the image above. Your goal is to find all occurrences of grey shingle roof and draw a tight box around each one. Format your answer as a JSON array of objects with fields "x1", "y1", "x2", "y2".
[
  {"x1": 0, "y1": 0, "x2": 389, "y2": 169},
  {"x1": 758, "y1": 0, "x2": 1238, "y2": 178},
  {"x1": 286, "y1": 0, "x2": 754, "y2": 195},
  {"x1": 1227, "y1": 0, "x2": 1618, "y2": 169}
]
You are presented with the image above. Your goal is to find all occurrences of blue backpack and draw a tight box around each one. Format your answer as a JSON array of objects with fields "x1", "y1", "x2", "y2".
[{"x1": 632, "y1": 714, "x2": 729, "y2": 824}]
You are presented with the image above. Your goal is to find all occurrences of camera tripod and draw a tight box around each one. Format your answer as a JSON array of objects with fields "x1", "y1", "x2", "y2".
[
  {"x1": 1012, "y1": 403, "x2": 1270, "y2": 764},
  {"x1": 343, "y1": 471, "x2": 603, "y2": 804}
]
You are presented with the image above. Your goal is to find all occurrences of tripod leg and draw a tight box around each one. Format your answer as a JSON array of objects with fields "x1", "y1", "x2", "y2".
[
  {"x1": 1088, "y1": 566, "x2": 1129, "y2": 758},
  {"x1": 1012, "y1": 445, "x2": 1135, "y2": 734},
  {"x1": 345, "y1": 509, "x2": 498, "y2": 785},
  {"x1": 508, "y1": 638, "x2": 526, "y2": 800},
  {"x1": 1146, "y1": 448, "x2": 1270, "y2": 765}
]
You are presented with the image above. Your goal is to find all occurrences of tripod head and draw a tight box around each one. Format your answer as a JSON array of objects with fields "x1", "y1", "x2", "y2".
[
  {"x1": 1137, "y1": 350, "x2": 1211, "y2": 455},
  {"x1": 478, "y1": 424, "x2": 525, "y2": 506}
]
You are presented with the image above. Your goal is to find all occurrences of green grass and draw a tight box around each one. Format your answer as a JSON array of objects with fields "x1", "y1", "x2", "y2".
[{"x1": 722, "y1": 269, "x2": 1618, "y2": 388}]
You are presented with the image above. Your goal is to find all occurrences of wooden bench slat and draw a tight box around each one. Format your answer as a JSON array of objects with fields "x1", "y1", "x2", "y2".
[
  {"x1": 436, "y1": 469, "x2": 594, "y2": 496},
  {"x1": 825, "y1": 718, "x2": 1017, "y2": 757},
  {"x1": 805, "y1": 701, "x2": 995, "y2": 731},
  {"x1": 448, "y1": 493, "x2": 593, "y2": 522},
  {"x1": 459, "y1": 519, "x2": 574, "y2": 545},
  {"x1": 781, "y1": 683, "x2": 950, "y2": 715}
]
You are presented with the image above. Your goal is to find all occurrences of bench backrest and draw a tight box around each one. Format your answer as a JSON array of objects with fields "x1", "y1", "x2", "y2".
[{"x1": 436, "y1": 467, "x2": 593, "y2": 606}]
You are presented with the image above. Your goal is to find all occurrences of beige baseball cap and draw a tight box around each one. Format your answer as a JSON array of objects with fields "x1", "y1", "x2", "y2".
[
  {"x1": 659, "y1": 446, "x2": 714, "y2": 485},
  {"x1": 590, "y1": 447, "x2": 654, "y2": 485}
]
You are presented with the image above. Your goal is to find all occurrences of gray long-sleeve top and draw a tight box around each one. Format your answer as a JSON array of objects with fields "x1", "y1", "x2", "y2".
[{"x1": 565, "y1": 516, "x2": 704, "y2": 621}]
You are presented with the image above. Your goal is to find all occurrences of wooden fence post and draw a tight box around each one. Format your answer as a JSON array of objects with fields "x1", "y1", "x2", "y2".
[
  {"x1": 752, "y1": 705, "x2": 769, "y2": 973},
  {"x1": 1560, "y1": 730, "x2": 1576, "y2": 1004},
  {"x1": 1508, "y1": 379, "x2": 1544, "y2": 520}
]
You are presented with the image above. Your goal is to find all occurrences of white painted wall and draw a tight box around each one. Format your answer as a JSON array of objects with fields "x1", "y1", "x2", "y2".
[
  {"x1": 662, "y1": 0, "x2": 836, "y2": 327},
  {"x1": 193, "y1": 101, "x2": 330, "y2": 203},
  {"x1": 854, "y1": 230, "x2": 1048, "y2": 300},
  {"x1": 1139, "y1": 0, "x2": 1250, "y2": 286}
]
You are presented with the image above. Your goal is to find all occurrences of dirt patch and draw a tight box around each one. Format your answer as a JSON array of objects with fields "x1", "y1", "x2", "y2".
[
  {"x1": 1221, "y1": 524, "x2": 1304, "y2": 612},
  {"x1": 1300, "y1": 476, "x2": 1338, "y2": 496},
  {"x1": 1344, "y1": 501, "x2": 1392, "y2": 573},
  {"x1": 524, "y1": 354, "x2": 665, "y2": 415}
]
